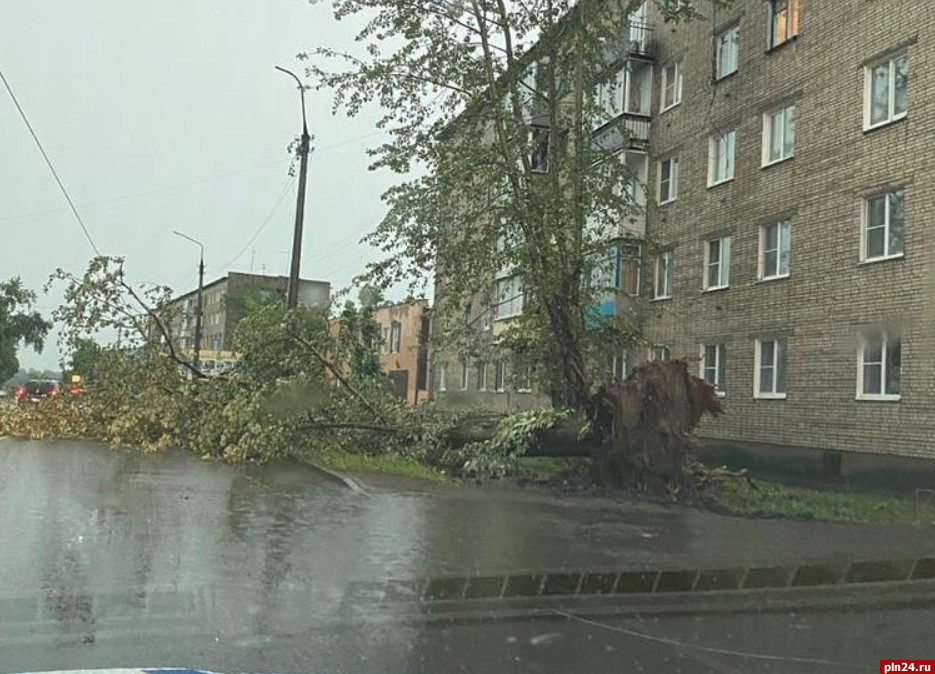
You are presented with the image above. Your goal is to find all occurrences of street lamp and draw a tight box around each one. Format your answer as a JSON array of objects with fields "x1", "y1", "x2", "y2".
[
  {"x1": 173, "y1": 230, "x2": 205, "y2": 372},
  {"x1": 276, "y1": 65, "x2": 311, "y2": 310}
]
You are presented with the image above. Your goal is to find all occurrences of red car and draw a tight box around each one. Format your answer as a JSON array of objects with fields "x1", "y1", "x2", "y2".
[{"x1": 15, "y1": 380, "x2": 61, "y2": 406}]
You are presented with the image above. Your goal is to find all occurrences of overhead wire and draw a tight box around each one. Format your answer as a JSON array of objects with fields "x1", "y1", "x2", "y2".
[
  {"x1": 0, "y1": 157, "x2": 293, "y2": 223},
  {"x1": 0, "y1": 60, "x2": 100, "y2": 255},
  {"x1": 212, "y1": 173, "x2": 296, "y2": 272}
]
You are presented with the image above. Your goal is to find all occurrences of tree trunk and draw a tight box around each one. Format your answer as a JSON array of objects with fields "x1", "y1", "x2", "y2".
[{"x1": 444, "y1": 415, "x2": 597, "y2": 457}]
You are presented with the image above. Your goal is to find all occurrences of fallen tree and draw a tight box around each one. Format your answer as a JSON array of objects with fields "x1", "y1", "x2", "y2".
[
  {"x1": 437, "y1": 358, "x2": 723, "y2": 494},
  {"x1": 0, "y1": 257, "x2": 726, "y2": 500}
]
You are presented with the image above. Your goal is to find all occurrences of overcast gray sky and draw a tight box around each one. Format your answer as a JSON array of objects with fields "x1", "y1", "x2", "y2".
[{"x1": 1, "y1": 0, "x2": 401, "y2": 370}]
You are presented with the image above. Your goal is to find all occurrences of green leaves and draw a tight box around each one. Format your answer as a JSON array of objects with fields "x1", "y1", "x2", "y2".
[
  {"x1": 0, "y1": 277, "x2": 52, "y2": 383},
  {"x1": 31, "y1": 255, "x2": 465, "y2": 469}
]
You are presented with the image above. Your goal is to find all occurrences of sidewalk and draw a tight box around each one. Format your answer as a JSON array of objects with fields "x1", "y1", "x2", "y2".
[{"x1": 350, "y1": 470, "x2": 935, "y2": 575}]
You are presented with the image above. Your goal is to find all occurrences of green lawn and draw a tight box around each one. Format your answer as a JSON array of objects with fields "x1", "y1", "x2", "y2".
[
  {"x1": 514, "y1": 456, "x2": 590, "y2": 476},
  {"x1": 312, "y1": 450, "x2": 448, "y2": 482},
  {"x1": 711, "y1": 477, "x2": 925, "y2": 524}
]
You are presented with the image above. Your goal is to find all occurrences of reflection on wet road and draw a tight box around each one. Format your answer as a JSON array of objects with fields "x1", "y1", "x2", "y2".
[{"x1": 1, "y1": 438, "x2": 934, "y2": 673}]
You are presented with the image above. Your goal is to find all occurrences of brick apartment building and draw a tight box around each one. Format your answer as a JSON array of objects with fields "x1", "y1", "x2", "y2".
[
  {"x1": 164, "y1": 272, "x2": 330, "y2": 354},
  {"x1": 642, "y1": 0, "x2": 934, "y2": 460},
  {"x1": 433, "y1": 0, "x2": 935, "y2": 460}
]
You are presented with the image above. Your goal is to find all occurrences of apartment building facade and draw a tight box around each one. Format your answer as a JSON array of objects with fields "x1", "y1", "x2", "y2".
[
  {"x1": 430, "y1": 3, "x2": 656, "y2": 412},
  {"x1": 643, "y1": 0, "x2": 934, "y2": 459},
  {"x1": 164, "y1": 272, "x2": 330, "y2": 354},
  {"x1": 434, "y1": 0, "x2": 935, "y2": 459},
  {"x1": 375, "y1": 300, "x2": 432, "y2": 404}
]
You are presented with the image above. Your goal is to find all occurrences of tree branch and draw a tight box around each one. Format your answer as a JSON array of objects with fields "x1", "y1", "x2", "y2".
[
  {"x1": 286, "y1": 326, "x2": 390, "y2": 425},
  {"x1": 118, "y1": 276, "x2": 207, "y2": 380}
]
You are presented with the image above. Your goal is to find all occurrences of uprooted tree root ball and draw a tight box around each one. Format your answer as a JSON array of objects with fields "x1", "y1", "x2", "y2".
[{"x1": 591, "y1": 359, "x2": 724, "y2": 498}]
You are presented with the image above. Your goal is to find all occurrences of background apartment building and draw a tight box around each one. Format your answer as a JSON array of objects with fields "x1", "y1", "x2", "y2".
[
  {"x1": 642, "y1": 0, "x2": 935, "y2": 460},
  {"x1": 375, "y1": 300, "x2": 431, "y2": 404},
  {"x1": 166, "y1": 272, "x2": 330, "y2": 353}
]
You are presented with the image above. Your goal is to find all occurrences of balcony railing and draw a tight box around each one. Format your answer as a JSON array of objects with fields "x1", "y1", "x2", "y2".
[
  {"x1": 593, "y1": 112, "x2": 651, "y2": 152},
  {"x1": 626, "y1": 22, "x2": 655, "y2": 60},
  {"x1": 622, "y1": 112, "x2": 650, "y2": 145}
]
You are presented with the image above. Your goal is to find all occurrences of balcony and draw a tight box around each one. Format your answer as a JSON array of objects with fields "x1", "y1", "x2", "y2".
[
  {"x1": 593, "y1": 112, "x2": 651, "y2": 152},
  {"x1": 626, "y1": 23, "x2": 655, "y2": 61},
  {"x1": 622, "y1": 112, "x2": 650, "y2": 145}
]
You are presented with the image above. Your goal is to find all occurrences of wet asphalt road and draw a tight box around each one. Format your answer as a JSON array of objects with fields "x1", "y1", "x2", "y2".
[{"x1": 1, "y1": 438, "x2": 934, "y2": 673}]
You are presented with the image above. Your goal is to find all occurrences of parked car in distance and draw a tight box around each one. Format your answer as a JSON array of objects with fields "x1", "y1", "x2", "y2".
[{"x1": 15, "y1": 380, "x2": 61, "y2": 406}]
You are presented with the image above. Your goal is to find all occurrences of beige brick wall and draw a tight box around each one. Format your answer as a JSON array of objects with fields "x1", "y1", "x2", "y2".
[{"x1": 642, "y1": 0, "x2": 935, "y2": 458}]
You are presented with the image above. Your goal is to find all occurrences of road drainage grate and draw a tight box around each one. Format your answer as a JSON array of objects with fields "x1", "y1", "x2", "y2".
[{"x1": 365, "y1": 556, "x2": 935, "y2": 608}]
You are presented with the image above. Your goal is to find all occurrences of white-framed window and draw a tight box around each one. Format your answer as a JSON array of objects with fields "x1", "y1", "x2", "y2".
[
  {"x1": 438, "y1": 363, "x2": 447, "y2": 392},
  {"x1": 754, "y1": 338, "x2": 788, "y2": 399},
  {"x1": 704, "y1": 236, "x2": 731, "y2": 290},
  {"x1": 699, "y1": 343, "x2": 727, "y2": 396},
  {"x1": 389, "y1": 321, "x2": 402, "y2": 353},
  {"x1": 460, "y1": 361, "x2": 469, "y2": 391},
  {"x1": 759, "y1": 220, "x2": 791, "y2": 280},
  {"x1": 762, "y1": 105, "x2": 795, "y2": 165},
  {"x1": 865, "y1": 54, "x2": 908, "y2": 130},
  {"x1": 857, "y1": 330, "x2": 901, "y2": 401},
  {"x1": 494, "y1": 275, "x2": 525, "y2": 319},
  {"x1": 767, "y1": 0, "x2": 799, "y2": 49},
  {"x1": 708, "y1": 131, "x2": 735, "y2": 186},
  {"x1": 658, "y1": 156, "x2": 679, "y2": 204},
  {"x1": 862, "y1": 190, "x2": 904, "y2": 262},
  {"x1": 609, "y1": 352, "x2": 628, "y2": 382},
  {"x1": 715, "y1": 24, "x2": 739, "y2": 79},
  {"x1": 626, "y1": 63, "x2": 653, "y2": 115},
  {"x1": 660, "y1": 61, "x2": 682, "y2": 111},
  {"x1": 381, "y1": 326, "x2": 390, "y2": 354},
  {"x1": 493, "y1": 361, "x2": 506, "y2": 392},
  {"x1": 653, "y1": 250, "x2": 673, "y2": 299},
  {"x1": 616, "y1": 240, "x2": 642, "y2": 297},
  {"x1": 650, "y1": 345, "x2": 670, "y2": 362},
  {"x1": 513, "y1": 358, "x2": 533, "y2": 392},
  {"x1": 476, "y1": 361, "x2": 488, "y2": 391}
]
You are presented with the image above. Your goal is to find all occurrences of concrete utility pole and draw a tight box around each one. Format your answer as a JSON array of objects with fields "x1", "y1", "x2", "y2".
[
  {"x1": 173, "y1": 230, "x2": 205, "y2": 373},
  {"x1": 276, "y1": 65, "x2": 310, "y2": 310}
]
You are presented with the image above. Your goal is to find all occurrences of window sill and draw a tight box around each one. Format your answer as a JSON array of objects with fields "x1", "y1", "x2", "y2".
[
  {"x1": 765, "y1": 34, "x2": 798, "y2": 54},
  {"x1": 516, "y1": 389, "x2": 533, "y2": 394},
  {"x1": 651, "y1": 295, "x2": 672, "y2": 302},
  {"x1": 715, "y1": 391, "x2": 727, "y2": 399},
  {"x1": 755, "y1": 393, "x2": 787, "y2": 400},
  {"x1": 715, "y1": 70, "x2": 738, "y2": 83},
  {"x1": 757, "y1": 273, "x2": 790, "y2": 283},
  {"x1": 863, "y1": 114, "x2": 907, "y2": 134},
  {"x1": 702, "y1": 285, "x2": 729, "y2": 293},
  {"x1": 761, "y1": 155, "x2": 794, "y2": 169},
  {"x1": 856, "y1": 394, "x2": 901, "y2": 402},
  {"x1": 658, "y1": 197, "x2": 677, "y2": 206},
  {"x1": 493, "y1": 315, "x2": 522, "y2": 322},
  {"x1": 707, "y1": 177, "x2": 734, "y2": 189},
  {"x1": 859, "y1": 253, "x2": 904, "y2": 266},
  {"x1": 660, "y1": 101, "x2": 681, "y2": 114}
]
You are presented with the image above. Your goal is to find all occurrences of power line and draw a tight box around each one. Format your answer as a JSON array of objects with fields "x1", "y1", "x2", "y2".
[
  {"x1": 0, "y1": 157, "x2": 292, "y2": 223},
  {"x1": 213, "y1": 174, "x2": 296, "y2": 272},
  {"x1": 0, "y1": 125, "x2": 385, "y2": 224},
  {"x1": 0, "y1": 61, "x2": 100, "y2": 255}
]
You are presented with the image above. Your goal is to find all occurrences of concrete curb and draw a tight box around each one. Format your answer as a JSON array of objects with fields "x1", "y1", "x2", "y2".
[
  {"x1": 303, "y1": 460, "x2": 372, "y2": 496},
  {"x1": 340, "y1": 556, "x2": 935, "y2": 622}
]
